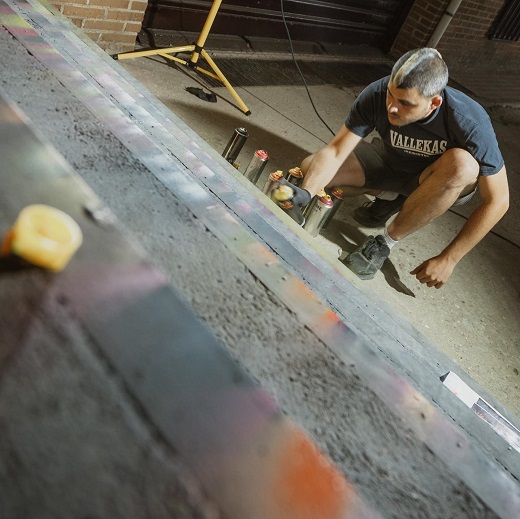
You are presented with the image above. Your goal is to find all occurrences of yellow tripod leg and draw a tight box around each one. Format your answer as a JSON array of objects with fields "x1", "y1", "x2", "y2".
[
  {"x1": 111, "y1": 0, "x2": 250, "y2": 115},
  {"x1": 201, "y1": 49, "x2": 251, "y2": 115},
  {"x1": 114, "y1": 45, "x2": 194, "y2": 61},
  {"x1": 189, "y1": 0, "x2": 222, "y2": 66}
]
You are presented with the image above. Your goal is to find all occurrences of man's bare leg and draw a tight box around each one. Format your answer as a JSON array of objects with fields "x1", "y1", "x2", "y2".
[
  {"x1": 343, "y1": 148, "x2": 479, "y2": 281},
  {"x1": 387, "y1": 148, "x2": 479, "y2": 240}
]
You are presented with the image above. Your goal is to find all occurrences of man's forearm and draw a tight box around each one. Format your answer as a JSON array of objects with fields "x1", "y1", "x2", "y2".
[
  {"x1": 441, "y1": 200, "x2": 508, "y2": 263},
  {"x1": 301, "y1": 125, "x2": 363, "y2": 197},
  {"x1": 301, "y1": 147, "x2": 345, "y2": 197}
]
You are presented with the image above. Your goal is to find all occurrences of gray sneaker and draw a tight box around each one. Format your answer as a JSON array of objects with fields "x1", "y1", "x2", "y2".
[{"x1": 342, "y1": 235, "x2": 390, "y2": 280}]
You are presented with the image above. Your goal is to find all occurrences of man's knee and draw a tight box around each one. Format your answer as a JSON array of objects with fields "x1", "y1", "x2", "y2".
[{"x1": 421, "y1": 148, "x2": 479, "y2": 189}]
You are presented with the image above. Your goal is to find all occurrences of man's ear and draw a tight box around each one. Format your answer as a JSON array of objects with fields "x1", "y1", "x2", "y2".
[{"x1": 430, "y1": 95, "x2": 443, "y2": 110}]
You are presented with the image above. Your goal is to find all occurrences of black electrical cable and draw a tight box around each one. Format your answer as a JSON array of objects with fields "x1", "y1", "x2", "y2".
[{"x1": 280, "y1": 0, "x2": 335, "y2": 136}]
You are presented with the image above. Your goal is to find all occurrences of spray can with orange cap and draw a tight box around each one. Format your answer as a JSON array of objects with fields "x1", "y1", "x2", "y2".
[
  {"x1": 262, "y1": 170, "x2": 284, "y2": 195},
  {"x1": 286, "y1": 166, "x2": 304, "y2": 188}
]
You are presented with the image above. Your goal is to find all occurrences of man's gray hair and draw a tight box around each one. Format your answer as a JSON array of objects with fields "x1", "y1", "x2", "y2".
[{"x1": 390, "y1": 48, "x2": 449, "y2": 97}]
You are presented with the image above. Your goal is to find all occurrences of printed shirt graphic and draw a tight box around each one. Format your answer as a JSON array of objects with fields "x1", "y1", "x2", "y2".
[
  {"x1": 388, "y1": 130, "x2": 447, "y2": 157},
  {"x1": 345, "y1": 77, "x2": 504, "y2": 177}
]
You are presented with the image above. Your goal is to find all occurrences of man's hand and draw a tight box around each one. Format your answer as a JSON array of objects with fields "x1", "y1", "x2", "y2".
[
  {"x1": 410, "y1": 254, "x2": 457, "y2": 289},
  {"x1": 275, "y1": 177, "x2": 312, "y2": 206},
  {"x1": 410, "y1": 167, "x2": 509, "y2": 290}
]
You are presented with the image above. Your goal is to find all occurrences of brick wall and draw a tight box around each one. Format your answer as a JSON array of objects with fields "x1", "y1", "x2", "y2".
[
  {"x1": 391, "y1": 0, "x2": 520, "y2": 73},
  {"x1": 51, "y1": 0, "x2": 148, "y2": 54},
  {"x1": 391, "y1": 1, "x2": 448, "y2": 57},
  {"x1": 438, "y1": 0, "x2": 520, "y2": 72}
]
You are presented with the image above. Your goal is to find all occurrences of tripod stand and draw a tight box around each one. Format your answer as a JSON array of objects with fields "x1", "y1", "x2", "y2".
[{"x1": 113, "y1": 0, "x2": 251, "y2": 115}]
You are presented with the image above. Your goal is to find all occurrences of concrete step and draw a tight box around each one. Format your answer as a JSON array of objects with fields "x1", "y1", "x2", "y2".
[{"x1": 2, "y1": 1, "x2": 519, "y2": 517}]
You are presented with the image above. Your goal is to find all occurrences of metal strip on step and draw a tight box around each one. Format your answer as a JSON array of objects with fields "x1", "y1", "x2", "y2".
[{"x1": 442, "y1": 371, "x2": 520, "y2": 454}]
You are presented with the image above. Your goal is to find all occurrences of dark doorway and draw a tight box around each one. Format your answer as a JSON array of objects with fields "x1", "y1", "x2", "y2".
[{"x1": 142, "y1": 0, "x2": 415, "y2": 52}]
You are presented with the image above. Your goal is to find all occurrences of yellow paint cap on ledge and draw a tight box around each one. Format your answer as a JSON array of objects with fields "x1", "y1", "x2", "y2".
[{"x1": 9, "y1": 204, "x2": 83, "y2": 272}]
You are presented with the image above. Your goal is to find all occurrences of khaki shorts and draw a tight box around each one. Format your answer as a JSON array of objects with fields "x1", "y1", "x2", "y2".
[{"x1": 353, "y1": 140, "x2": 477, "y2": 206}]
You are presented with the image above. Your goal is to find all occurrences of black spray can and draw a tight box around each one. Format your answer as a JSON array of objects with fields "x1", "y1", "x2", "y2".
[
  {"x1": 303, "y1": 193, "x2": 334, "y2": 237},
  {"x1": 322, "y1": 187, "x2": 345, "y2": 229},
  {"x1": 286, "y1": 166, "x2": 304, "y2": 188},
  {"x1": 243, "y1": 150, "x2": 269, "y2": 185},
  {"x1": 270, "y1": 183, "x2": 305, "y2": 225},
  {"x1": 222, "y1": 127, "x2": 248, "y2": 164}
]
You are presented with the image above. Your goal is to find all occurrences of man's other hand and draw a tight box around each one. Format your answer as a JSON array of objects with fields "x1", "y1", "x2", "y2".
[{"x1": 410, "y1": 254, "x2": 457, "y2": 289}]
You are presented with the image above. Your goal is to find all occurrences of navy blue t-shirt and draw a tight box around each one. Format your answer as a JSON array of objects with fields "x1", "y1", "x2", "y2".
[{"x1": 346, "y1": 77, "x2": 504, "y2": 176}]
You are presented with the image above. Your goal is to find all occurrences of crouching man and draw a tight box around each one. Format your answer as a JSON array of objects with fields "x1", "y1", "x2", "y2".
[{"x1": 284, "y1": 47, "x2": 509, "y2": 288}]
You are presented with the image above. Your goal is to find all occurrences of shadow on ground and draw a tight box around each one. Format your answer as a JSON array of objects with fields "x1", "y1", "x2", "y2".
[{"x1": 322, "y1": 217, "x2": 416, "y2": 297}]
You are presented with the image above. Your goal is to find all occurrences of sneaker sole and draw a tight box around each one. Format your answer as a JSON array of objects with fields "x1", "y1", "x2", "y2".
[{"x1": 341, "y1": 257, "x2": 378, "y2": 280}]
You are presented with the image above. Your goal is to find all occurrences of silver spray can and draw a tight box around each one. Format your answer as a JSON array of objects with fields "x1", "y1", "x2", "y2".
[
  {"x1": 222, "y1": 127, "x2": 248, "y2": 164},
  {"x1": 285, "y1": 166, "x2": 304, "y2": 187},
  {"x1": 262, "y1": 170, "x2": 284, "y2": 195},
  {"x1": 303, "y1": 186, "x2": 326, "y2": 217},
  {"x1": 322, "y1": 187, "x2": 345, "y2": 229},
  {"x1": 303, "y1": 192, "x2": 334, "y2": 237},
  {"x1": 243, "y1": 149, "x2": 269, "y2": 185}
]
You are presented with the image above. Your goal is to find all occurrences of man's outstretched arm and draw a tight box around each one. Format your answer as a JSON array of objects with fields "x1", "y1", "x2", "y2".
[
  {"x1": 301, "y1": 125, "x2": 363, "y2": 197},
  {"x1": 411, "y1": 166, "x2": 509, "y2": 288}
]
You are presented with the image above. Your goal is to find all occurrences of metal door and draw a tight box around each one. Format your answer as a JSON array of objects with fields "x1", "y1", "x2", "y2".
[{"x1": 143, "y1": 0, "x2": 415, "y2": 51}]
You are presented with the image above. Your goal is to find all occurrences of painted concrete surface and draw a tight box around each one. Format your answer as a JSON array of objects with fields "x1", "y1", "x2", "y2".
[
  {"x1": 0, "y1": 84, "x2": 379, "y2": 519},
  {"x1": 1, "y1": 2, "x2": 520, "y2": 518}
]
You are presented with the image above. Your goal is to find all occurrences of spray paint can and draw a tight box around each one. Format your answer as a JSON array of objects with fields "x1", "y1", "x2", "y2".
[
  {"x1": 222, "y1": 127, "x2": 248, "y2": 164},
  {"x1": 270, "y1": 183, "x2": 305, "y2": 225},
  {"x1": 322, "y1": 187, "x2": 345, "y2": 229},
  {"x1": 286, "y1": 166, "x2": 304, "y2": 187},
  {"x1": 243, "y1": 150, "x2": 269, "y2": 185},
  {"x1": 271, "y1": 183, "x2": 294, "y2": 206},
  {"x1": 303, "y1": 192, "x2": 334, "y2": 237},
  {"x1": 262, "y1": 170, "x2": 284, "y2": 195},
  {"x1": 302, "y1": 188, "x2": 325, "y2": 217}
]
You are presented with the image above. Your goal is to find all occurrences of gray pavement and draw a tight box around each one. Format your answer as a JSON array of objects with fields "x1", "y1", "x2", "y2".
[{"x1": 1, "y1": 2, "x2": 520, "y2": 517}]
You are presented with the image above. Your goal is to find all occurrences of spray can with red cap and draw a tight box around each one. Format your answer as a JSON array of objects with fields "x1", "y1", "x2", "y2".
[
  {"x1": 303, "y1": 190, "x2": 334, "y2": 237},
  {"x1": 322, "y1": 187, "x2": 345, "y2": 229},
  {"x1": 243, "y1": 149, "x2": 269, "y2": 185}
]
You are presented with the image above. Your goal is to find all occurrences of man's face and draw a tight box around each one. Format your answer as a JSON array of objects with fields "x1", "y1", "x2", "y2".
[{"x1": 386, "y1": 82, "x2": 441, "y2": 127}]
